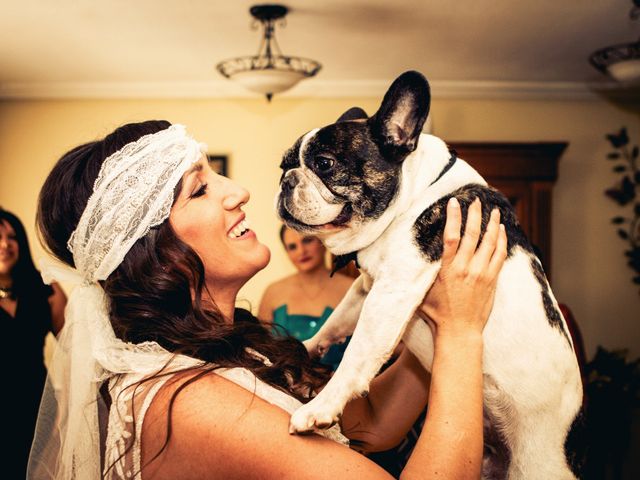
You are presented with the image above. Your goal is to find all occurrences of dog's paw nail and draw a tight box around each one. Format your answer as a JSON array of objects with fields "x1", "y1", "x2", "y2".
[{"x1": 360, "y1": 390, "x2": 369, "y2": 398}]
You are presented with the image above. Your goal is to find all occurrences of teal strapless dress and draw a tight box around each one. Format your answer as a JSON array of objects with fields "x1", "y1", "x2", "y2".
[{"x1": 272, "y1": 305, "x2": 349, "y2": 371}]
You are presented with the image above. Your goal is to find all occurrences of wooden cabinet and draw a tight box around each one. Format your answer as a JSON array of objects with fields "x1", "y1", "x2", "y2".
[{"x1": 333, "y1": 142, "x2": 567, "y2": 280}]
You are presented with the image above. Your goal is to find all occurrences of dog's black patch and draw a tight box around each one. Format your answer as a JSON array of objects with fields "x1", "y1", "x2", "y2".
[
  {"x1": 530, "y1": 257, "x2": 571, "y2": 343},
  {"x1": 564, "y1": 408, "x2": 587, "y2": 479},
  {"x1": 413, "y1": 183, "x2": 533, "y2": 262}
]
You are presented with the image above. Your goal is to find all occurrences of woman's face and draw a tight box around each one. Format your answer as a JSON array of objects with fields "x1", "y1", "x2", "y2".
[
  {"x1": 170, "y1": 156, "x2": 271, "y2": 296},
  {"x1": 282, "y1": 227, "x2": 326, "y2": 273},
  {"x1": 0, "y1": 220, "x2": 19, "y2": 279}
]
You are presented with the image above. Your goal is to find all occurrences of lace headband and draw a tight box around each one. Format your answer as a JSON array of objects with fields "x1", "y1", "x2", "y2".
[{"x1": 68, "y1": 123, "x2": 203, "y2": 282}]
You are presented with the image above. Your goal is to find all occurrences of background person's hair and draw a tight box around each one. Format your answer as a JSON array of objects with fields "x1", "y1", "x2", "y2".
[
  {"x1": 0, "y1": 208, "x2": 49, "y2": 300},
  {"x1": 36, "y1": 120, "x2": 329, "y2": 472}
]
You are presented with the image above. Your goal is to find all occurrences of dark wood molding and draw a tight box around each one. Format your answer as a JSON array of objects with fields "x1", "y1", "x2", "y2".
[{"x1": 450, "y1": 142, "x2": 566, "y2": 181}]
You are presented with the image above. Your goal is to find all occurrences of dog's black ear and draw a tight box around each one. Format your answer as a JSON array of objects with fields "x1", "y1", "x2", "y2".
[
  {"x1": 370, "y1": 71, "x2": 430, "y2": 160},
  {"x1": 337, "y1": 107, "x2": 368, "y2": 123}
]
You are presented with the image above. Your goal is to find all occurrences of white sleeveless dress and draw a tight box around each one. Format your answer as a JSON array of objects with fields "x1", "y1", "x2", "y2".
[{"x1": 103, "y1": 357, "x2": 348, "y2": 479}]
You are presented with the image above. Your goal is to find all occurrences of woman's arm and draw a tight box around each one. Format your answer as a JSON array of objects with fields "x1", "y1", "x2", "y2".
[
  {"x1": 48, "y1": 282, "x2": 67, "y2": 335},
  {"x1": 342, "y1": 347, "x2": 430, "y2": 451},
  {"x1": 404, "y1": 198, "x2": 506, "y2": 479},
  {"x1": 142, "y1": 371, "x2": 396, "y2": 480}
]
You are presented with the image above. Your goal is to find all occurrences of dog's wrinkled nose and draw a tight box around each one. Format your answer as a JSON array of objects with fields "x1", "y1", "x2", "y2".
[{"x1": 282, "y1": 170, "x2": 299, "y2": 192}]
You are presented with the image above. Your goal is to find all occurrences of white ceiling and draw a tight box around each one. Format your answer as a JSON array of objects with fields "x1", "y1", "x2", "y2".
[{"x1": 0, "y1": 0, "x2": 635, "y2": 99}]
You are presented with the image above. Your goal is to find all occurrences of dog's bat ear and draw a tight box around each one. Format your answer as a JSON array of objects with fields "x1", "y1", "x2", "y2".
[
  {"x1": 370, "y1": 71, "x2": 430, "y2": 160},
  {"x1": 337, "y1": 107, "x2": 368, "y2": 123}
]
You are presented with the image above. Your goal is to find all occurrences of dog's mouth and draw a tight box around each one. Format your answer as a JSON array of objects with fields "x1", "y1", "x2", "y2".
[
  {"x1": 312, "y1": 203, "x2": 353, "y2": 232},
  {"x1": 279, "y1": 202, "x2": 353, "y2": 233},
  {"x1": 328, "y1": 203, "x2": 353, "y2": 227}
]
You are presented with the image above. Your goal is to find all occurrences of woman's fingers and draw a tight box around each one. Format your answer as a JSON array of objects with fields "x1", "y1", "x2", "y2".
[
  {"x1": 473, "y1": 208, "x2": 501, "y2": 266},
  {"x1": 441, "y1": 197, "x2": 462, "y2": 267},
  {"x1": 487, "y1": 224, "x2": 508, "y2": 279},
  {"x1": 422, "y1": 197, "x2": 509, "y2": 337},
  {"x1": 456, "y1": 198, "x2": 483, "y2": 263},
  {"x1": 442, "y1": 198, "x2": 507, "y2": 281}
]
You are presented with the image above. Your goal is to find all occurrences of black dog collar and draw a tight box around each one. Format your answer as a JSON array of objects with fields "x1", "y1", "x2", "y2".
[
  {"x1": 331, "y1": 251, "x2": 359, "y2": 277},
  {"x1": 429, "y1": 149, "x2": 457, "y2": 187}
]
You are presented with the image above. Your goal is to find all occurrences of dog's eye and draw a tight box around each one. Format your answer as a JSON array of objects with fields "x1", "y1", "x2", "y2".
[{"x1": 314, "y1": 155, "x2": 335, "y2": 173}]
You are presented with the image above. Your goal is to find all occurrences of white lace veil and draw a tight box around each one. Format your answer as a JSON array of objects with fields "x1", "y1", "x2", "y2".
[{"x1": 27, "y1": 124, "x2": 205, "y2": 479}]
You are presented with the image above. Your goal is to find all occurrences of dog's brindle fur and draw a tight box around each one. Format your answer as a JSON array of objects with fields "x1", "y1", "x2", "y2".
[{"x1": 277, "y1": 71, "x2": 582, "y2": 479}]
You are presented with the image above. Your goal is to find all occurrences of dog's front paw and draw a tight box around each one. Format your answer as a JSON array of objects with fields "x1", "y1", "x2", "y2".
[
  {"x1": 302, "y1": 338, "x2": 323, "y2": 358},
  {"x1": 289, "y1": 398, "x2": 342, "y2": 434},
  {"x1": 303, "y1": 337, "x2": 340, "y2": 359}
]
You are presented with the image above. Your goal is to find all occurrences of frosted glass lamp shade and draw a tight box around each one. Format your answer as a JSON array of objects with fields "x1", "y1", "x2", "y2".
[
  {"x1": 607, "y1": 59, "x2": 640, "y2": 83},
  {"x1": 231, "y1": 69, "x2": 307, "y2": 95}
]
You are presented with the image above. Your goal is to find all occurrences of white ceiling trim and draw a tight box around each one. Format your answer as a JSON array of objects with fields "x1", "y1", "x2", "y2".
[{"x1": 0, "y1": 79, "x2": 620, "y2": 101}]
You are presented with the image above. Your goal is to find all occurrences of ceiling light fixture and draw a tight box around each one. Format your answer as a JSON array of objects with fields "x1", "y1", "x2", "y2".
[
  {"x1": 589, "y1": 0, "x2": 640, "y2": 84},
  {"x1": 216, "y1": 4, "x2": 321, "y2": 101}
]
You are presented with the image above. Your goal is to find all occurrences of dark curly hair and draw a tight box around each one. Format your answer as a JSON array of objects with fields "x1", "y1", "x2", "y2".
[{"x1": 36, "y1": 120, "x2": 330, "y2": 473}]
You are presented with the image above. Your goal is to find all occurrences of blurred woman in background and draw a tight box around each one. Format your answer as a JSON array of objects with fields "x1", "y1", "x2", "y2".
[
  {"x1": 258, "y1": 225, "x2": 353, "y2": 370},
  {"x1": 0, "y1": 208, "x2": 66, "y2": 475}
]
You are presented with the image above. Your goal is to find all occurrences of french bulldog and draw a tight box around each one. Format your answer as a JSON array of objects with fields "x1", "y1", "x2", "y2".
[{"x1": 276, "y1": 71, "x2": 582, "y2": 479}]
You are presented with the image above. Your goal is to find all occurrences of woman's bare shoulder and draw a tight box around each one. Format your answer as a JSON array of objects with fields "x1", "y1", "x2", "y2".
[{"x1": 141, "y1": 369, "x2": 390, "y2": 480}]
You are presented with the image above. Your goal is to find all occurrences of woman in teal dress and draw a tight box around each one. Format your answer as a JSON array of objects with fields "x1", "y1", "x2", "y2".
[{"x1": 258, "y1": 225, "x2": 353, "y2": 370}]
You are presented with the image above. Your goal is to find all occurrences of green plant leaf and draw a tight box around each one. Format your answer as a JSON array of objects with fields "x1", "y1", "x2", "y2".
[
  {"x1": 605, "y1": 177, "x2": 636, "y2": 205},
  {"x1": 607, "y1": 128, "x2": 629, "y2": 148}
]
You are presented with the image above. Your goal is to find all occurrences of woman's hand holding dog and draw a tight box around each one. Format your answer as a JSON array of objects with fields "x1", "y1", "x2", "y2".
[
  {"x1": 417, "y1": 197, "x2": 507, "y2": 339},
  {"x1": 404, "y1": 197, "x2": 507, "y2": 479}
]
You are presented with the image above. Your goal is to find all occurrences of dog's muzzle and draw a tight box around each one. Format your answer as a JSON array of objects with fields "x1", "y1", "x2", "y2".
[
  {"x1": 281, "y1": 170, "x2": 300, "y2": 196},
  {"x1": 279, "y1": 169, "x2": 345, "y2": 227}
]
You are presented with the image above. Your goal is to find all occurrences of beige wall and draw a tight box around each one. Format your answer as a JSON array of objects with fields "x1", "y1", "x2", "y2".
[{"x1": 1, "y1": 95, "x2": 638, "y2": 358}]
